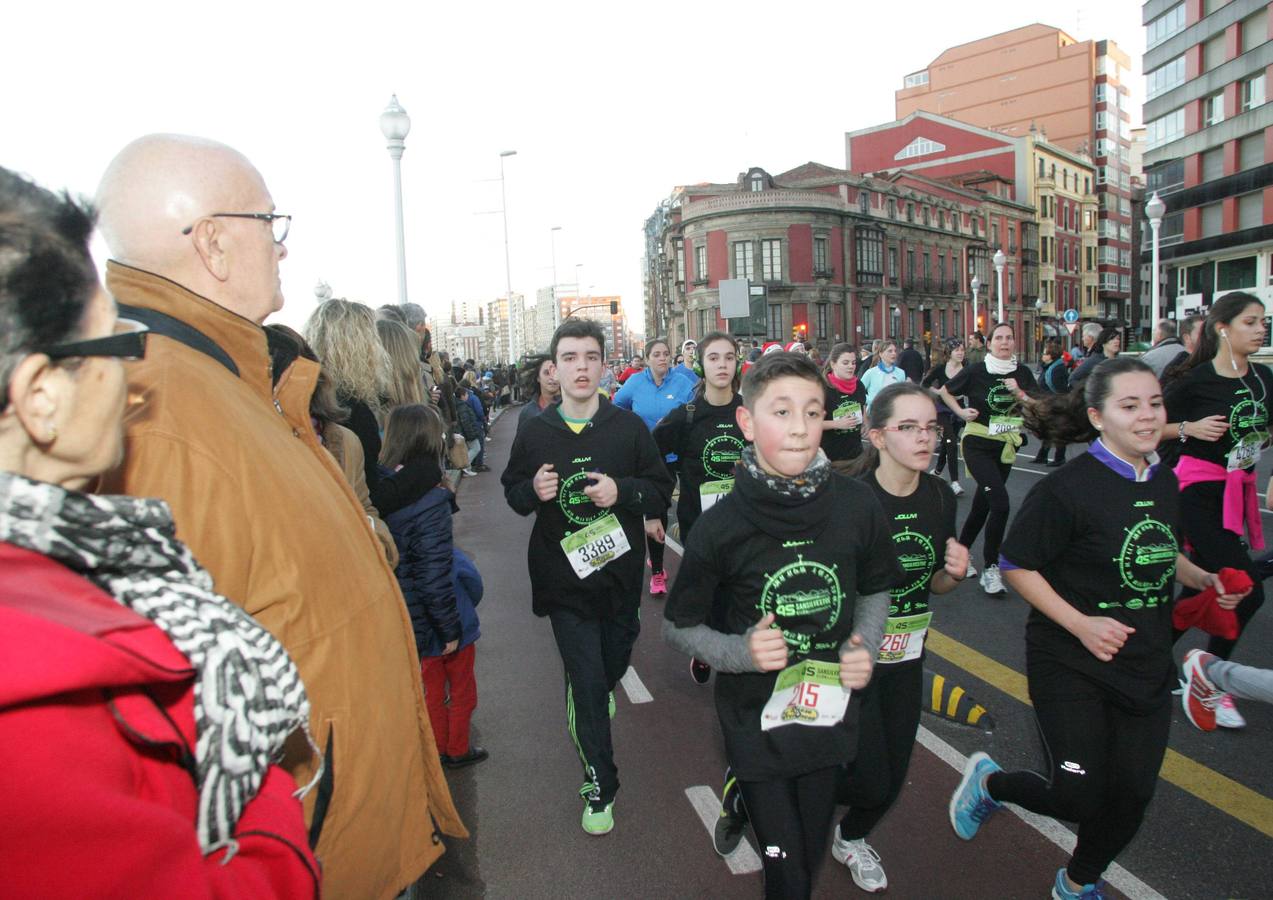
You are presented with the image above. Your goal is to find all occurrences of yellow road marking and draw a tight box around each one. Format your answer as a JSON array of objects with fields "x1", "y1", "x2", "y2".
[
  {"x1": 927, "y1": 628, "x2": 1273, "y2": 840},
  {"x1": 946, "y1": 685, "x2": 966, "y2": 718},
  {"x1": 930, "y1": 673, "x2": 945, "y2": 713}
]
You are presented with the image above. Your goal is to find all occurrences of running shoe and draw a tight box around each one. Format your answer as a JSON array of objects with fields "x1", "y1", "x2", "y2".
[
  {"x1": 951, "y1": 481, "x2": 965, "y2": 497},
  {"x1": 649, "y1": 570, "x2": 668, "y2": 596},
  {"x1": 608, "y1": 691, "x2": 616, "y2": 719},
  {"x1": 1051, "y1": 868, "x2": 1108, "y2": 899},
  {"x1": 965, "y1": 561, "x2": 978, "y2": 579},
  {"x1": 581, "y1": 799, "x2": 614, "y2": 836},
  {"x1": 1216, "y1": 692, "x2": 1247, "y2": 729},
  {"x1": 1181, "y1": 649, "x2": 1220, "y2": 732},
  {"x1": 949, "y1": 751, "x2": 1003, "y2": 840},
  {"x1": 690, "y1": 658, "x2": 712, "y2": 685},
  {"x1": 713, "y1": 772, "x2": 748, "y2": 857},
  {"x1": 830, "y1": 836, "x2": 888, "y2": 893},
  {"x1": 980, "y1": 565, "x2": 1007, "y2": 596},
  {"x1": 461, "y1": 467, "x2": 478, "y2": 477}
]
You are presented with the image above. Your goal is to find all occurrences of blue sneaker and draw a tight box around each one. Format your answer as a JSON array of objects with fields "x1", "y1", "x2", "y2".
[
  {"x1": 1051, "y1": 868, "x2": 1108, "y2": 899},
  {"x1": 949, "y1": 751, "x2": 1003, "y2": 840}
]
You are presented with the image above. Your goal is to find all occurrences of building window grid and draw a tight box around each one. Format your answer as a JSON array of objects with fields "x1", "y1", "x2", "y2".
[
  {"x1": 694, "y1": 245, "x2": 706, "y2": 283},
  {"x1": 761, "y1": 239, "x2": 782, "y2": 282},
  {"x1": 1205, "y1": 93, "x2": 1226, "y2": 127},
  {"x1": 733, "y1": 241, "x2": 754, "y2": 280},
  {"x1": 857, "y1": 230, "x2": 884, "y2": 283},
  {"x1": 816, "y1": 303, "x2": 829, "y2": 340},
  {"x1": 1243, "y1": 74, "x2": 1266, "y2": 113},
  {"x1": 814, "y1": 237, "x2": 828, "y2": 274},
  {"x1": 768, "y1": 303, "x2": 783, "y2": 339},
  {"x1": 675, "y1": 241, "x2": 685, "y2": 284},
  {"x1": 1146, "y1": 56, "x2": 1185, "y2": 100},
  {"x1": 1146, "y1": 3, "x2": 1185, "y2": 49}
]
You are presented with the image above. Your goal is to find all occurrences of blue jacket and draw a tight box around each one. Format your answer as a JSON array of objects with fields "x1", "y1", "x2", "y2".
[
  {"x1": 612, "y1": 368, "x2": 696, "y2": 434},
  {"x1": 450, "y1": 547, "x2": 482, "y2": 652},
  {"x1": 384, "y1": 483, "x2": 462, "y2": 657},
  {"x1": 464, "y1": 391, "x2": 486, "y2": 437}
]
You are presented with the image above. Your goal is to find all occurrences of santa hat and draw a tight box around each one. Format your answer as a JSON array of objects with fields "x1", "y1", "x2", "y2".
[
  {"x1": 785, "y1": 341, "x2": 805, "y2": 353},
  {"x1": 762, "y1": 341, "x2": 783, "y2": 355}
]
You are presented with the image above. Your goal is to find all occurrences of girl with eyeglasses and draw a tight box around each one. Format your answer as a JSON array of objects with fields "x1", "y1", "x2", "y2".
[{"x1": 832, "y1": 383, "x2": 969, "y2": 892}]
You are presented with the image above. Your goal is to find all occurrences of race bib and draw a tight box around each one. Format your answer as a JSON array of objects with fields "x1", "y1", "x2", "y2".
[
  {"x1": 560, "y1": 513, "x2": 631, "y2": 579},
  {"x1": 988, "y1": 415, "x2": 1022, "y2": 436},
  {"x1": 760, "y1": 659, "x2": 851, "y2": 731},
  {"x1": 1227, "y1": 432, "x2": 1266, "y2": 471},
  {"x1": 699, "y1": 478, "x2": 734, "y2": 511},
  {"x1": 876, "y1": 612, "x2": 933, "y2": 665},
  {"x1": 834, "y1": 400, "x2": 862, "y2": 427}
]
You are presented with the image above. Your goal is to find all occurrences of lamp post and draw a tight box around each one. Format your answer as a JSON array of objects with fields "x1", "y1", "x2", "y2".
[
  {"x1": 993, "y1": 248, "x2": 1006, "y2": 326},
  {"x1": 550, "y1": 226, "x2": 562, "y2": 330},
  {"x1": 499, "y1": 150, "x2": 518, "y2": 362},
  {"x1": 1146, "y1": 192, "x2": 1166, "y2": 340},
  {"x1": 970, "y1": 275, "x2": 981, "y2": 336},
  {"x1": 379, "y1": 95, "x2": 411, "y2": 305}
]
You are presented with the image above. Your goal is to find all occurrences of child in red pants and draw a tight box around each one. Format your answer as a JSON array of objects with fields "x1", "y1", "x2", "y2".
[{"x1": 421, "y1": 548, "x2": 485, "y2": 767}]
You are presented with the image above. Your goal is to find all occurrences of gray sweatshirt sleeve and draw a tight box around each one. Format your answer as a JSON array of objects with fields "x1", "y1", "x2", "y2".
[
  {"x1": 844, "y1": 589, "x2": 890, "y2": 655},
  {"x1": 661, "y1": 619, "x2": 759, "y2": 674}
]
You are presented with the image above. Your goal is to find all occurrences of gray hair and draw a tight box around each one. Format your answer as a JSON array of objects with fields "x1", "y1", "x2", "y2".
[
  {"x1": 1081, "y1": 322, "x2": 1102, "y2": 340},
  {"x1": 1155, "y1": 319, "x2": 1177, "y2": 339},
  {"x1": 399, "y1": 302, "x2": 428, "y2": 329}
]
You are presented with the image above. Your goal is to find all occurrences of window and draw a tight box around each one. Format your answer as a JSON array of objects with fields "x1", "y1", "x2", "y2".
[
  {"x1": 814, "y1": 237, "x2": 828, "y2": 274},
  {"x1": 1218, "y1": 256, "x2": 1258, "y2": 290},
  {"x1": 1008, "y1": 225, "x2": 1016, "y2": 252},
  {"x1": 1146, "y1": 3, "x2": 1184, "y2": 49},
  {"x1": 675, "y1": 240, "x2": 685, "y2": 283},
  {"x1": 1200, "y1": 202, "x2": 1223, "y2": 238},
  {"x1": 939, "y1": 210, "x2": 945, "y2": 230},
  {"x1": 761, "y1": 239, "x2": 782, "y2": 282},
  {"x1": 887, "y1": 198, "x2": 897, "y2": 219},
  {"x1": 1203, "y1": 35, "x2": 1226, "y2": 72},
  {"x1": 1146, "y1": 56, "x2": 1185, "y2": 100},
  {"x1": 1041, "y1": 238, "x2": 1049, "y2": 265},
  {"x1": 859, "y1": 190, "x2": 871, "y2": 214},
  {"x1": 1146, "y1": 158, "x2": 1185, "y2": 193},
  {"x1": 904, "y1": 70, "x2": 930, "y2": 88},
  {"x1": 733, "y1": 241, "x2": 754, "y2": 280},
  {"x1": 1086, "y1": 246, "x2": 1095, "y2": 270},
  {"x1": 1243, "y1": 74, "x2": 1266, "y2": 113},
  {"x1": 1062, "y1": 243, "x2": 1069, "y2": 272},
  {"x1": 1038, "y1": 157, "x2": 1045, "y2": 178},
  {"x1": 694, "y1": 245, "x2": 706, "y2": 282},
  {"x1": 698, "y1": 307, "x2": 710, "y2": 337},
  {"x1": 1205, "y1": 93, "x2": 1225, "y2": 127},
  {"x1": 1239, "y1": 193, "x2": 1264, "y2": 230},
  {"x1": 888, "y1": 247, "x2": 898, "y2": 284},
  {"x1": 1146, "y1": 108, "x2": 1185, "y2": 149},
  {"x1": 856, "y1": 230, "x2": 884, "y2": 284},
  {"x1": 1084, "y1": 177, "x2": 1091, "y2": 194},
  {"x1": 1095, "y1": 111, "x2": 1109, "y2": 132},
  {"x1": 1202, "y1": 147, "x2": 1225, "y2": 182},
  {"x1": 938, "y1": 254, "x2": 946, "y2": 286},
  {"x1": 816, "y1": 303, "x2": 829, "y2": 340},
  {"x1": 768, "y1": 304, "x2": 783, "y2": 339},
  {"x1": 895, "y1": 136, "x2": 947, "y2": 160},
  {"x1": 1240, "y1": 133, "x2": 1265, "y2": 170},
  {"x1": 906, "y1": 203, "x2": 915, "y2": 223},
  {"x1": 1063, "y1": 282, "x2": 1070, "y2": 308},
  {"x1": 1008, "y1": 270, "x2": 1015, "y2": 302},
  {"x1": 922, "y1": 207, "x2": 930, "y2": 227},
  {"x1": 905, "y1": 249, "x2": 916, "y2": 285},
  {"x1": 750, "y1": 174, "x2": 764, "y2": 192},
  {"x1": 922, "y1": 251, "x2": 931, "y2": 283},
  {"x1": 1242, "y1": 9, "x2": 1268, "y2": 54},
  {"x1": 991, "y1": 222, "x2": 999, "y2": 249},
  {"x1": 862, "y1": 306, "x2": 875, "y2": 339}
]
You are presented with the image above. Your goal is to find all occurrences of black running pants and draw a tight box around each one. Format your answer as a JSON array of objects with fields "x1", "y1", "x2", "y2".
[
  {"x1": 959, "y1": 436, "x2": 1014, "y2": 568},
  {"x1": 738, "y1": 766, "x2": 840, "y2": 900}
]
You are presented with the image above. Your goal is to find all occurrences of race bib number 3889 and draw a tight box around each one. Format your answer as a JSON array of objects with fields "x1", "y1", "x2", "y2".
[{"x1": 560, "y1": 513, "x2": 631, "y2": 579}]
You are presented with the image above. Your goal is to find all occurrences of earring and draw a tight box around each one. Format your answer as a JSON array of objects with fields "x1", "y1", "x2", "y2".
[
  {"x1": 1095, "y1": 424, "x2": 1102, "y2": 430},
  {"x1": 47, "y1": 426, "x2": 58, "y2": 441}
]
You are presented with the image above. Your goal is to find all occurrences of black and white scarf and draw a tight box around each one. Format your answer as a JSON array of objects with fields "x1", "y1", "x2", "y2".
[
  {"x1": 0, "y1": 472, "x2": 312, "y2": 855},
  {"x1": 739, "y1": 445, "x2": 831, "y2": 499}
]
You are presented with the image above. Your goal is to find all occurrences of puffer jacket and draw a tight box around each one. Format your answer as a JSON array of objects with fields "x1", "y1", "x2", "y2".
[
  {"x1": 450, "y1": 547, "x2": 483, "y2": 652},
  {"x1": 455, "y1": 397, "x2": 481, "y2": 442},
  {"x1": 385, "y1": 484, "x2": 462, "y2": 657}
]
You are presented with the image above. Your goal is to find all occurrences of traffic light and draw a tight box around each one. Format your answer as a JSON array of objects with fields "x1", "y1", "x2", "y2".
[
  {"x1": 792, "y1": 323, "x2": 807, "y2": 342},
  {"x1": 609, "y1": 301, "x2": 619, "y2": 315}
]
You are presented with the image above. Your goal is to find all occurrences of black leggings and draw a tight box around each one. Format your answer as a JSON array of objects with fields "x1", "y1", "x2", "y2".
[
  {"x1": 647, "y1": 509, "x2": 668, "y2": 573},
  {"x1": 738, "y1": 766, "x2": 840, "y2": 900},
  {"x1": 837, "y1": 663, "x2": 922, "y2": 840},
  {"x1": 959, "y1": 436, "x2": 1014, "y2": 568},
  {"x1": 934, "y1": 416, "x2": 962, "y2": 481},
  {"x1": 986, "y1": 660, "x2": 1171, "y2": 886},
  {"x1": 1179, "y1": 481, "x2": 1266, "y2": 657}
]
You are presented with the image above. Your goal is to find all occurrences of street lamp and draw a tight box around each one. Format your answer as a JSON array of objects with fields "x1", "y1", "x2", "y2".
[
  {"x1": 1146, "y1": 191, "x2": 1166, "y2": 339},
  {"x1": 550, "y1": 226, "x2": 562, "y2": 330},
  {"x1": 971, "y1": 275, "x2": 981, "y2": 335},
  {"x1": 379, "y1": 95, "x2": 411, "y2": 305},
  {"x1": 993, "y1": 249, "x2": 1007, "y2": 326},
  {"x1": 499, "y1": 150, "x2": 518, "y2": 362}
]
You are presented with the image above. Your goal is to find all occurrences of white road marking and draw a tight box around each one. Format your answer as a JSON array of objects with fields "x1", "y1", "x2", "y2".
[
  {"x1": 916, "y1": 726, "x2": 1165, "y2": 900},
  {"x1": 620, "y1": 666, "x2": 653, "y2": 704},
  {"x1": 685, "y1": 785, "x2": 762, "y2": 875}
]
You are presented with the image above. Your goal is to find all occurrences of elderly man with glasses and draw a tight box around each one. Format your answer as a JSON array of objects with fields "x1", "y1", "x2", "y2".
[{"x1": 95, "y1": 134, "x2": 465, "y2": 900}]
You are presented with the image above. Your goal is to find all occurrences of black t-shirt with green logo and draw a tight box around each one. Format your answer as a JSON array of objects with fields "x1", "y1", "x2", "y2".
[
  {"x1": 943, "y1": 361, "x2": 1038, "y2": 424},
  {"x1": 822, "y1": 382, "x2": 868, "y2": 461},
  {"x1": 999, "y1": 453, "x2": 1181, "y2": 712},
  {"x1": 665, "y1": 469, "x2": 902, "y2": 780},
  {"x1": 1164, "y1": 361, "x2": 1273, "y2": 470},
  {"x1": 865, "y1": 471, "x2": 956, "y2": 669},
  {"x1": 652, "y1": 395, "x2": 747, "y2": 538}
]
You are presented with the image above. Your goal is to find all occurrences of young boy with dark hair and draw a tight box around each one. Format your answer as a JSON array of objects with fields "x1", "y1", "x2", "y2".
[
  {"x1": 502, "y1": 318, "x2": 673, "y2": 836},
  {"x1": 663, "y1": 352, "x2": 899, "y2": 898}
]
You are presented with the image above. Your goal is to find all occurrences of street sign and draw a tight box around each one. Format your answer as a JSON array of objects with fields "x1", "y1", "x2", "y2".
[
  {"x1": 1062, "y1": 308, "x2": 1079, "y2": 324},
  {"x1": 1065, "y1": 322, "x2": 1078, "y2": 336}
]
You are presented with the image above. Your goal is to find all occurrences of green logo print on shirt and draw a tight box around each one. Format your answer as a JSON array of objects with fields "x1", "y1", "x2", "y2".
[
  {"x1": 1110, "y1": 514, "x2": 1178, "y2": 610},
  {"x1": 702, "y1": 433, "x2": 745, "y2": 480},
  {"x1": 890, "y1": 526, "x2": 937, "y2": 607},
  {"x1": 759, "y1": 554, "x2": 844, "y2": 658},
  {"x1": 986, "y1": 380, "x2": 1017, "y2": 415},
  {"x1": 558, "y1": 471, "x2": 606, "y2": 527}
]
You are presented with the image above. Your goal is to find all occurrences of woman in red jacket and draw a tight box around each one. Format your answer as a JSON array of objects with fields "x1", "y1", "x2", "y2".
[{"x1": 0, "y1": 167, "x2": 319, "y2": 898}]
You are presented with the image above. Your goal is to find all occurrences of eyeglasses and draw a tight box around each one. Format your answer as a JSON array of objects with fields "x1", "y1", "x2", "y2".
[
  {"x1": 880, "y1": 424, "x2": 943, "y2": 441},
  {"x1": 39, "y1": 318, "x2": 149, "y2": 362},
  {"x1": 181, "y1": 212, "x2": 291, "y2": 244}
]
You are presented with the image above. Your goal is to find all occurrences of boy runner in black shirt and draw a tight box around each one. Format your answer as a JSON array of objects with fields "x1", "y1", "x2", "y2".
[
  {"x1": 663, "y1": 352, "x2": 899, "y2": 899},
  {"x1": 502, "y1": 319, "x2": 673, "y2": 836}
]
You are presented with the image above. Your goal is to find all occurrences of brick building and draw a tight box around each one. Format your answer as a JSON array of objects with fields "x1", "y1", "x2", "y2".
[
  {"x1": 1142, "y1": 0, "x2": 1273, "y2": 339},
  {"x1": 894, "y1": 25, "x2": 1133, "y2": 331}
]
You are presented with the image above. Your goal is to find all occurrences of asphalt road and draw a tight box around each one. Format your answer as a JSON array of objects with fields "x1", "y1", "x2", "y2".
[{"x1": 420, "y1": 409, "x2": 1273, "y2": 899}]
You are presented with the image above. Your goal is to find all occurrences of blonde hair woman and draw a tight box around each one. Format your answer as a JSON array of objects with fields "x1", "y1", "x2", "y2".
[{"x1": 376, "y1": 318, "x2": 425, "y2": 413}]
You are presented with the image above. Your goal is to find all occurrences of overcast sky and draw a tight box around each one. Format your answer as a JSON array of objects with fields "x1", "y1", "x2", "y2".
[{"x1": 5, "y1": 1, "x2": 1144, "y2": 333}]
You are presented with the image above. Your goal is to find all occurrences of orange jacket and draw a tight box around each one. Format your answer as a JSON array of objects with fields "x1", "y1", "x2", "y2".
[{"x1": 101, "y1": 262, "x2": 465, "y2": 900}]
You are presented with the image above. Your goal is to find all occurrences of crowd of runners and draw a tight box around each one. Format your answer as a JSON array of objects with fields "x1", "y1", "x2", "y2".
[{"x1": 4, "y1": 139, "x2": 1273, "y2": 900}]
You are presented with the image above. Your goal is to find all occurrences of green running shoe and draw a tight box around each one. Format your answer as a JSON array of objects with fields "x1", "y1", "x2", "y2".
[
  {"x1": 582, "y1": 799, "x2": 615, "y2": 836},
  {"x1": 609, "y1": 690, "x2": 616, "y2": 719}
]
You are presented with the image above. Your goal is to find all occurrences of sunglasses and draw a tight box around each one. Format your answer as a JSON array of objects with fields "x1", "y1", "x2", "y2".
[{"x1": 39, "y1": 318, "x2": 149, "y2": 362}]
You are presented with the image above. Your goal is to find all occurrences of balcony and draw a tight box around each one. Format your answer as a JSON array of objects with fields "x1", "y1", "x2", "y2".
[{"x1": 680, "y1": 190, "x2": 846, "y2": 223}]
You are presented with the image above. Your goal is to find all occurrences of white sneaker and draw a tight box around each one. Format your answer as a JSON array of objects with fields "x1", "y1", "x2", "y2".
[
  {"x1": 462, "y1": 468, "x2": 478, "y2": 477},
  {"x1": 1216, "y1": 693, "x2": 1247, "y2": 729},
  {"x1": 965, "y1": 561, "x2": 978, "y2": 579},
  {"x1": 950, "y1": 481, "x2": 965, "y2": 497},
  {"x1": 831, "y1": 836, "x2": 888, "y2": 893},
  {"x1": 980, "y1": 565, "x2": 1006, "y2": 596}
]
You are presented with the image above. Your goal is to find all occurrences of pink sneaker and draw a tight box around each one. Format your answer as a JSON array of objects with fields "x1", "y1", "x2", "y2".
[{"x1": 649, "y1": 571, "x2": 668, "y2": 596}]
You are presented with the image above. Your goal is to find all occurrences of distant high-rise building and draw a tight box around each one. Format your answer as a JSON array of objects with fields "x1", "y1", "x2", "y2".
[
  {"x1": 1142, "y1": 0, "x2": 1272, "y2": 334},
  {"x1": 896, "y1": 24, "x2": 1133, "y2": 323}
]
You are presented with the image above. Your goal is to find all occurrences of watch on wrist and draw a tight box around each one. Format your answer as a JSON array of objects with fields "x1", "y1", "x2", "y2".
[{"x1": 1179, "y1": 421, "x2": 1188, "y2": 443}]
